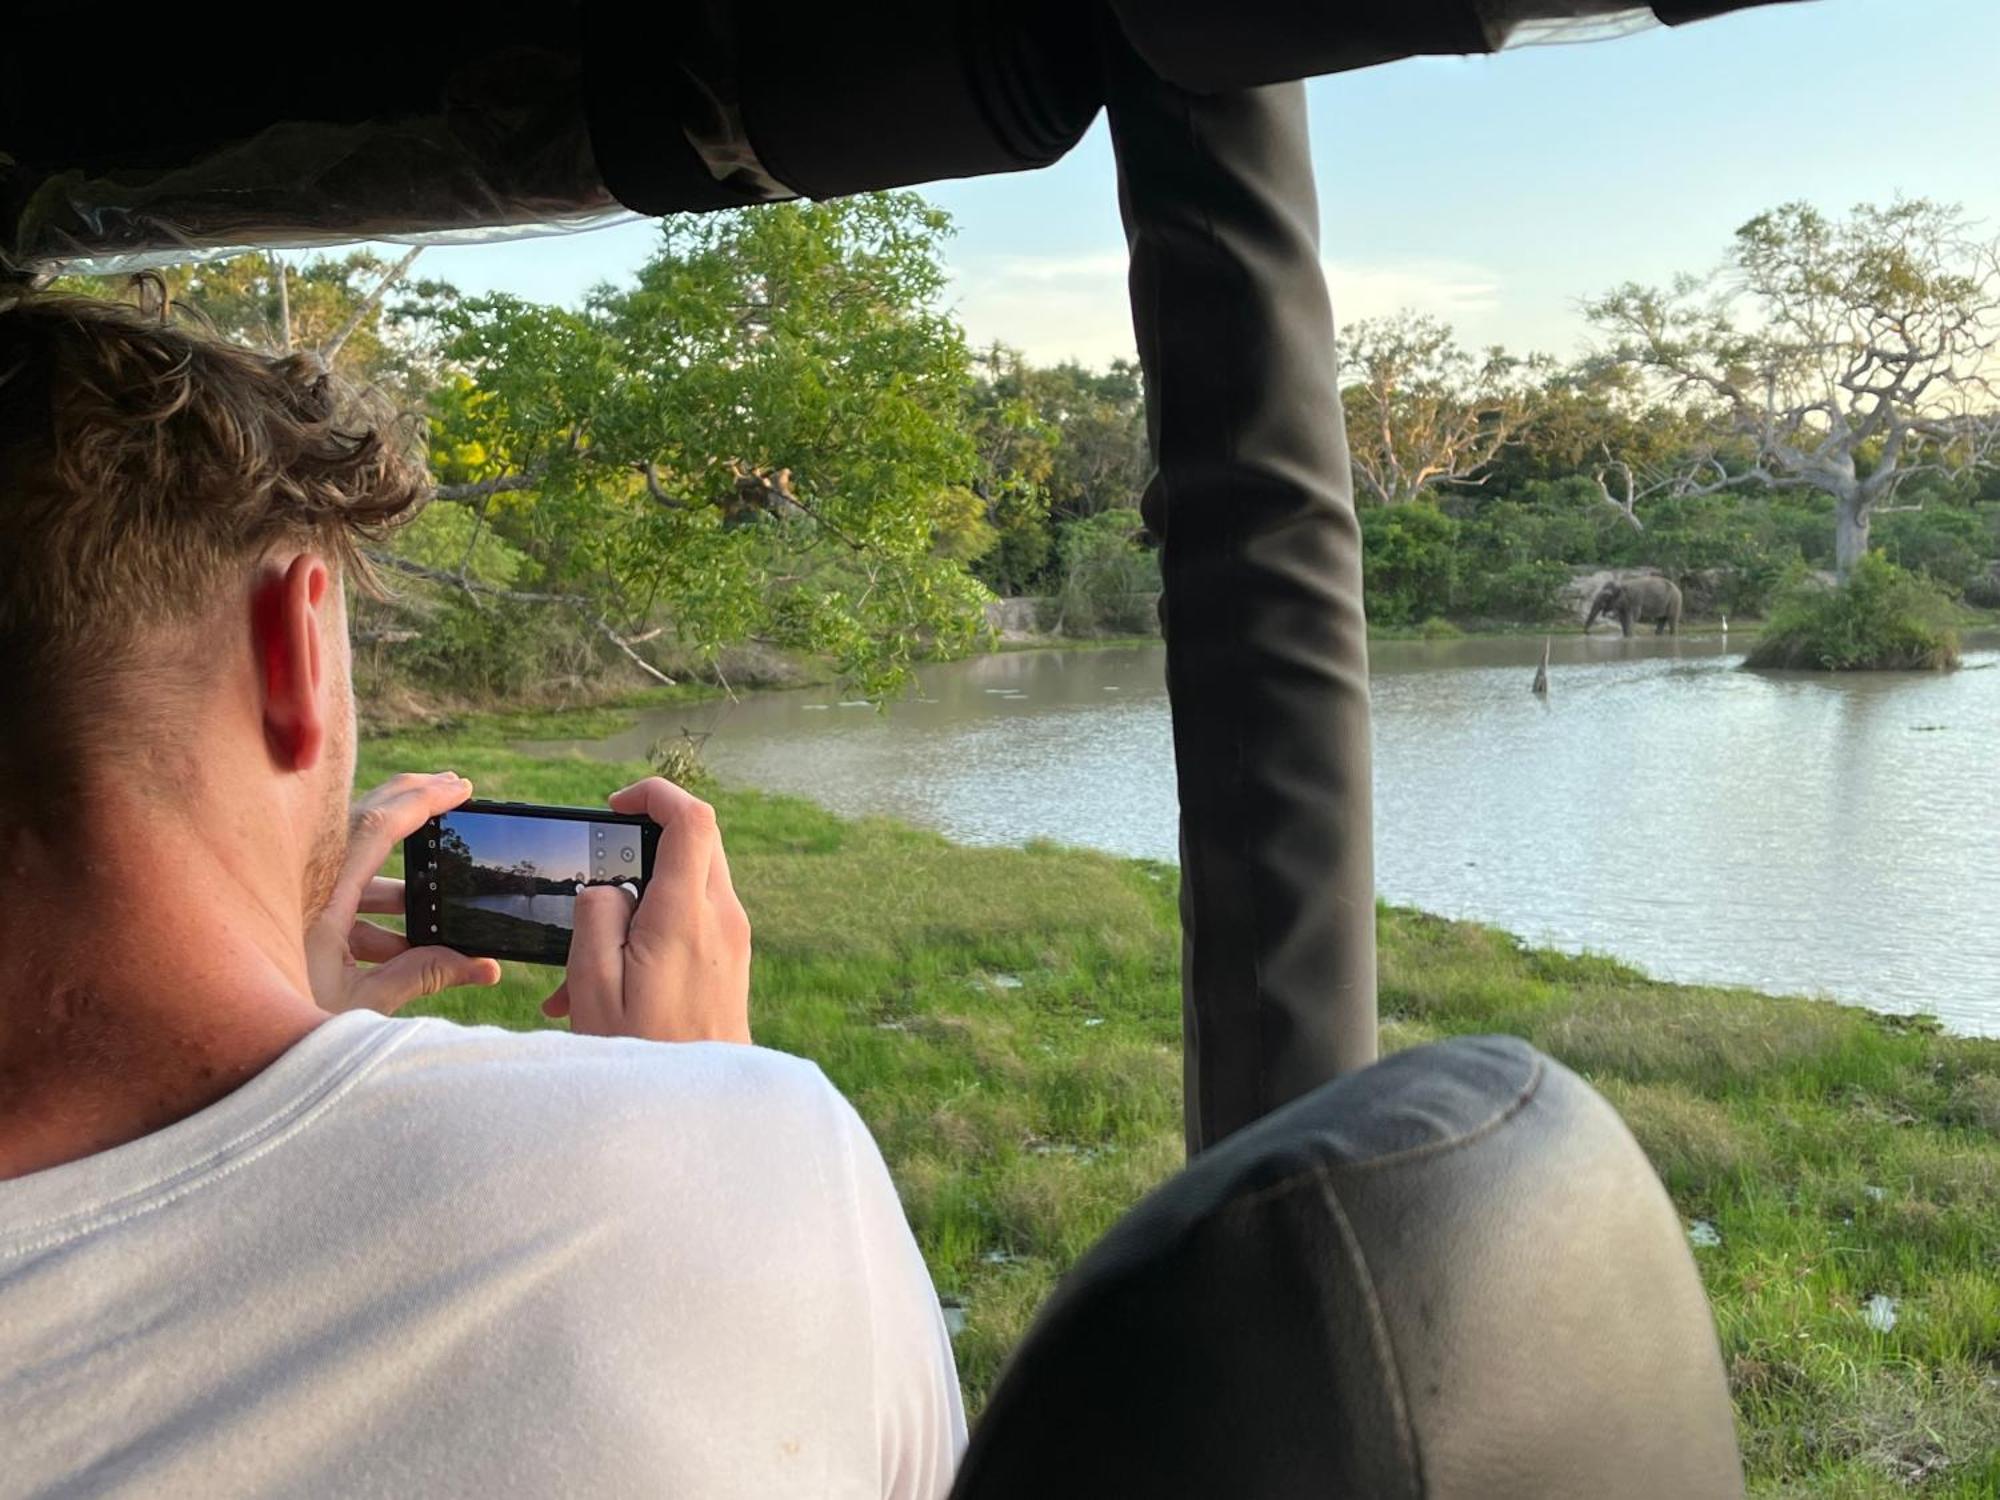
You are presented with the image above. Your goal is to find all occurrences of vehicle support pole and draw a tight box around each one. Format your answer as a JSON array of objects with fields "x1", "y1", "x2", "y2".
[{"x1": 1104, "y1": 41, "x2": 1377, "y2": 1153}]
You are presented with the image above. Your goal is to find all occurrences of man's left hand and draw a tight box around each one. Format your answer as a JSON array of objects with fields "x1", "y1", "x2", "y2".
[{"x1": 308, "y1": 771, "x2": 502, "y2": 1015}]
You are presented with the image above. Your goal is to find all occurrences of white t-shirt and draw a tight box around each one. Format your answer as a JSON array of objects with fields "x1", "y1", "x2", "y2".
[{"x1": 0, "y1": 1012, "x2": 966, "y2": 1498}]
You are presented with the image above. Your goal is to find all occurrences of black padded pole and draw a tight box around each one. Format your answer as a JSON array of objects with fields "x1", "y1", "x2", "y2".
[{"x1": 1105, "y1": 42, "x2": 1377, "y2": 1153}]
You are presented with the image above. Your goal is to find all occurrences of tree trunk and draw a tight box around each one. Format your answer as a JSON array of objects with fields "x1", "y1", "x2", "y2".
[{"x1": 1835, "y1": 491, "x2": 1869, "y2": 580}]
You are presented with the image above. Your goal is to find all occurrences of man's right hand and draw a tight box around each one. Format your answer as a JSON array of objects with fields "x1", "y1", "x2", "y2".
[{"x1": 545, "y1": 778, "x2": 753, "y2": 1045}]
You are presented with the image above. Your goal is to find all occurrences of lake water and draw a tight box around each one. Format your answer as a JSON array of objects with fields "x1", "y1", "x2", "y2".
[
  {"x1": 460, "y1": 894, "x2": 577, "y2": 926},
  {"x1": 531, "y1": 634, "x2": 2000, "y2": 1037}
]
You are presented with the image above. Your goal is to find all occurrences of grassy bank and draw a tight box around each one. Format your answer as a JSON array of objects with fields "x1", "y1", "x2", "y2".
[{"x1": 360, "y1": 713, "x2": 2000, "y2": 1498}]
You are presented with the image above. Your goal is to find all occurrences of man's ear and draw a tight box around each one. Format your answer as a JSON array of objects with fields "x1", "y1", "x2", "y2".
[{"x1": 253, "y1": 554, "x2": 333, "y2": 773}]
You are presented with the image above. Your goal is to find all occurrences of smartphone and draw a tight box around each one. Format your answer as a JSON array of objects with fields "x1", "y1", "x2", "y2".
[{"x1": 403, "y1": 799, "x2": 661, "y2": 966}]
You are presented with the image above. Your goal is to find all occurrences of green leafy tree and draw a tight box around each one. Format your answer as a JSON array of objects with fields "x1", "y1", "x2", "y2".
[
  {"x1": 1049, "y1": 508, "x2": 1159, "y2": 636},
  {"x1": 1359, "y1": 502, "x2": 1461, "y2": 625},
  {"x1": 419, "y1": 194, "x2": 990, "y2": 694},
  {"x1": 967, "y1": 346, "x2": 1059, "y2": 595},
  {"x1": 967, "y1": 347, "x2": 1149, "y2": 596}
]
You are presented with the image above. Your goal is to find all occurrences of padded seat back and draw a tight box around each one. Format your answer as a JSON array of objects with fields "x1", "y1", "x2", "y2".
[{"x1": 949, "y1": 1035, "x2": 1745, "y2": 1499}]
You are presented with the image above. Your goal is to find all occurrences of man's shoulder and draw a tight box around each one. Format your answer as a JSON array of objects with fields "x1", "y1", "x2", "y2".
[
  {"x1": 327, "y1": 1018, "x2": 876, "y2": 1242},
  {"x1": 370, "y1": 1016, "x2": 849, "y2": 1129}
]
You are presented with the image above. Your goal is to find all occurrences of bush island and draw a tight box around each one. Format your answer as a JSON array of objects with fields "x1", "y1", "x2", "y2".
[{"x1": 1745, "y1": 555, "x2": 1961, "y2": 671}]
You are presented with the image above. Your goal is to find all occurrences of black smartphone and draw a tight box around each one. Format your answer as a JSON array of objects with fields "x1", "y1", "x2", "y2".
[{"x1": 403, "y1": 799, "x2": 661, "y2": 966}]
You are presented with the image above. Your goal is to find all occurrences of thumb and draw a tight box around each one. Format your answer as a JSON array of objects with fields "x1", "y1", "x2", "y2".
[{"x1": 355, "y1": 946, "x2": 503, "y2": 1015}]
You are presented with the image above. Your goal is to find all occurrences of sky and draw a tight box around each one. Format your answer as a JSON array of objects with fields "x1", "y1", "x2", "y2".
[
  {"x1": 445, "y1": 812, "x2": 591, "y2": 881},
  {"x1": 353, "y1": 0, "x2": 2000, "y2": 370}
]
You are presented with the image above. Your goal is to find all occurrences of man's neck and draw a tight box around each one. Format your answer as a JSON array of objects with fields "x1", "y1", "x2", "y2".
[
  {"x1": 0, "y1": 988, "x2": 323, "y2": 1180},
  {"x1": 0, "y1": 800, "x2": 326, "y2": 1181}
]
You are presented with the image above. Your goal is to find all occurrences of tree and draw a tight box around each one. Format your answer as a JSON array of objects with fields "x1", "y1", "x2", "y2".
[
  {"x1": 967, "y1": 347, "x2": 1149, "y2": 596},
  {"x1": 1338, "y1": 310, "x2": 1544, "y2": 507},
  {"x1": 51, "y1": 248, "x2": 437, "y2": 392},
  {"x1": 1486, "y1": 364, "x2": 1724, "y2": 532},
  {"x1": 1588, "y1": 199, "x2": 2000, "y2": 577},
  {"x1": 1049, "y1": 508, "x2": 1159, "y2": 636},
  {"x1": 967, "y1": 346, "x2": 1059, "y2": 595},
  {"x1": 418, "y1": 194, "x2": 990, "y2": 694}
]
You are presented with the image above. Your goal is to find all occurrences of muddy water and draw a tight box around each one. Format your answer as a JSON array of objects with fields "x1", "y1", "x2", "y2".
[{"x1": 530, "y1": 634, "x2": 2000, "y2": 1036}]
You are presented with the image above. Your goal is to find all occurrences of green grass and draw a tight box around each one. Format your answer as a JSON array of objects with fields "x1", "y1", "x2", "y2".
[{"x1": 360, "y1": 712, "x2": 2000, "y2": 1498}]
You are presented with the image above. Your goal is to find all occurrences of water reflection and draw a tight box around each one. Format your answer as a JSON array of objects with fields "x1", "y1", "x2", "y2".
[{"x1": 527, "y1": 636, "x2": 2000, "y2": 1036}]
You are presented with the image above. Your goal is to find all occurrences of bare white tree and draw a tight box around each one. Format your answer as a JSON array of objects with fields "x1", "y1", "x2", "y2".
[
  {"x1": 1588, "y1": 199, "x2": 2000, "y2": 577},
  {"x1": 1337, "y1": 310, "x2": 1545, "y2": 506}
]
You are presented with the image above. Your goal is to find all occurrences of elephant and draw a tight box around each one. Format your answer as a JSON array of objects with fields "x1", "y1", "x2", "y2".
[{"x1": 1583, "y1": 576, "x2": 1682, "y2": 636}]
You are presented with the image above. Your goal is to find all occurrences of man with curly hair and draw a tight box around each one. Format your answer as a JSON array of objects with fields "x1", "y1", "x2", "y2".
[{"x1": 0, "y1": 296, "x2": 964, "y2": 1498}]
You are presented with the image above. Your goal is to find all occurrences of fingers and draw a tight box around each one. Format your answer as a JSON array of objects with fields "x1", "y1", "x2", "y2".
[
  {"x1": 359, "y1": 876, "x2": 403, "y2": 916},
  {"x1": 596, "y1": 777, "x2": 751, "y2": 1046},
  {"x1": 541, "y1": 982, "x2": 571, "y2": 1019},
  {"x1": 607, "y1": 778, "x2": 719, "y2": 940},
  {"x1": 324, "y1": 772, "x2": 471, "y2": 935},
  {"x1": 350, "y1": 945, "x2": 501, "y2": 1016},
  {"x1": 348, "y1": 920, "x2": 409, "y2": 964},
  {"x1": 564, "y1": 883, "x2": 638, "y2": 1035}
]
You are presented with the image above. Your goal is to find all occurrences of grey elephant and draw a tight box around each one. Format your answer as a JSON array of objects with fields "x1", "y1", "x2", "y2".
[{"x1": 1583, "y1": 576, "x2": 1682, "y2": 636}]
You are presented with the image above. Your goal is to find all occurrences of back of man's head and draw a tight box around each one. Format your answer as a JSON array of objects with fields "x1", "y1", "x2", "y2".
[{"x1": 0, "y1": 293, "x2": 427, "y2": 825}]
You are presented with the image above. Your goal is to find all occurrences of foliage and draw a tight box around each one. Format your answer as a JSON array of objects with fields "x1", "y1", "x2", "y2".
[
  {"x1": 50, "y1": 248, "x2": 446, "y2": 394},
  {"x1": 967, "y1": 347, "x2": 1149, "y2": 597},
  {"x1": 421, "y1": 194, "x2": 991, "y2": 697},
  {"x1": 1339, "y1": 310, "x2": 1547, "y2": 506},
  {"x1": 391, "y1": 595, "x2": 590, "y2": 698},
  {"x1": 1454, "y1": 558, "x2": 1574, "y2": 623},
  {"x1": 360, "y1": 716, "x2": 2000, "y2": 1496},
  {"x1": 1359, "y1": 502, "x2": 1460, "y2": 626},
  {"x1": 384, "y1": 500, "x2": 529, "y2": 590},
  {"x1": 1587, "y1": 198, "x2": 2000, "y2": 575},
  {"x1": 1746, "y1": 556, "x2": 1961, "y2": 671},
  {"x1": 1872, "y1": 504, "x2": 1992, "y2": 593},
  {"x1": 1049, "y1": 509, "x2": 1159, "y2": 636}
]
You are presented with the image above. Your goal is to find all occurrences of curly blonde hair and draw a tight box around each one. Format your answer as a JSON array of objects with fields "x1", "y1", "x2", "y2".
[{"x1": 0, "y1": 293, "x2": 429, "y2": 812}]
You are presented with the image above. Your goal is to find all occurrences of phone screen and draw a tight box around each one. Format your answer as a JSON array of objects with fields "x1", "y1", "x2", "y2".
[{"x1": 410, "y1": 804, "x2": 654, "y2": 964}]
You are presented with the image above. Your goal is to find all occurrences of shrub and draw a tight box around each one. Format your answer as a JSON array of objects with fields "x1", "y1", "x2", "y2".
[
  {"x1": 1456, "y1": 557, "x2": 1573, "y2": 623},
  {"x1": 648, "y1": 732, "x2": 714, "y2": 792},
  {"x1": 1873, "y1": 505, "x2": 1990, "y2": 593},
  {"x1": 1964, "y1": 565, "x2": 2000, "y2": 611},
  {"x1": 1360, "y1": 502, "x2": 1460, "y2": 626},
  {"x1": 396, "y1": 594, "x2": 596, "y2": 696},
  {"x1": 1745, "y1": 555, "x2": 1960, "y2": 671},
  {"x1": 1050, "y1": 509, "x2": 1160, "y2": 636},
  {"x1": 1708, "y1": 559, "x2": 1790, "y2": 619}
]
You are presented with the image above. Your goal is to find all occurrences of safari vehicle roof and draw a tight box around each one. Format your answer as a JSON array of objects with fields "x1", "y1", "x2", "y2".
[{"x1": 0, "y1": 0, "x2": 1808, "y2": 1148}]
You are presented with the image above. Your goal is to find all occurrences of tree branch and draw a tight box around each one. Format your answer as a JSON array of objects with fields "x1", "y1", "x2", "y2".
[
  {"x1": 319, "y1": 246, "x2": 423, "y2": 362},
  {"x1": 586, "y1": 612, "x2": 677, "y2": 686},
  {"x1": 271, "y1": 252, "x2": 292, "y2": 353},
  {"x1": 366, "y1": 550, "x2": 678, "y2": 686},
  {"x1": 1590, "y1": 460, "x2": 1644, "y2": 531},
  {"x1": 433, "y1": 471, "x2": 541, "y2": 503},
  {"x1": 368, "y1": 551, "x2": 566, "y2": 604},
  {"x1": 641, "y1": 461, "x2": 701, "y2": 510}
]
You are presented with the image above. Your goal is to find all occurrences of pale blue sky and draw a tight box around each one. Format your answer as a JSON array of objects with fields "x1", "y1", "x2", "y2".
[{"x1": 363, "y1": 0, "x2": 1999, "y2": 368}]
